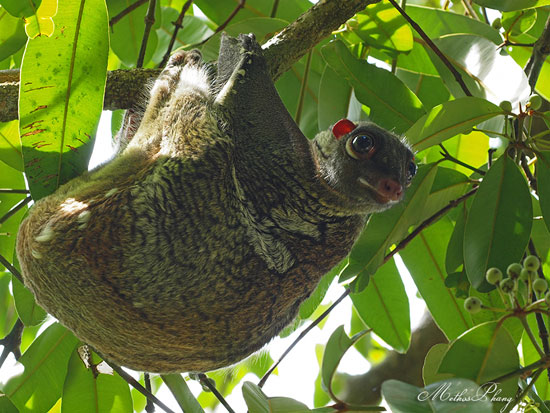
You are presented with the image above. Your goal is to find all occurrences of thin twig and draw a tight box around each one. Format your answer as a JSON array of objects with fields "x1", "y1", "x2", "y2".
[
  {"x1": 270, "y1": 0, "x2": 280, "y2": 18},
  {"x1": 0, "y1": 189, "x2": 30, "y2": 194},
  {"x1": 387, "y1": 0, "x2": 472, "y2": 97},
  {"x1": 159, "y1": 0, "x2": 194, "y2": 68},
  {"x1": 294, "y1": 50, "x2": 312, "y2": 125},
  {"x1": 198, "y1": 373, "x2": 235, "y2": 413},
  {"x1": 144, "y1": 372, "x2": 155, "y2": 413},
  {"x1": 258, "y1": 288, "x2": 350, "y2": 387},
  {"x1": 525, "y1": 13, "x2": 550, "y2": 91},
  {"x1": 520, "y1": 153, "x2": 537, "y2": 191},
  {"x1": 528, "y1": 240, "x2": 550, "y2": 381},
  {"x1": 0, "y1": 253, "x2": 23, "y2": 284},
  {"x1": 194, "y1": 0, "x2": 246, "y2": 47},
  {"x1": 136, "y1": 0, "x2": 157, "y2": 68},
  {"x1": 461, "y1": 0, "x2": 479, "y2": 20},
  {"x1": 0, "y1": 196, "x2": 32, "y2": 225},
  {"x1": 110, "y1": 0, "x2": 148, "y2": 27},
  {"x1": 0, "y1": 319, "x2": 23, "y2": 368},
  {"x1": 105, "y1": 361, "x2": 176, "y2": 413},
  {"x1": 439, "y1": 144, "x2": 486, "y2": 176},
  {"x1": 384, "y1": 187, "x2": 479, "y2": 264}
]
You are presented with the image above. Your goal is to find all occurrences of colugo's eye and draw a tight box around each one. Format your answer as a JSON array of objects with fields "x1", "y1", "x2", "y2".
[
  {"x1": 346, "y1": 134, "x2": 376, "y2": 160},
  {"x1": 406, "y1": 161, "x2": 417, "y2": 185}
]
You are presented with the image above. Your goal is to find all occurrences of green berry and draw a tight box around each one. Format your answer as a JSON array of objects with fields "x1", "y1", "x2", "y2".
[
  {"x1": 528, "y1": 94, "x2": 542, "y2": 110},
  {"x1": 520, "y1": 268, "x2": 534, "y2": 281},
  {"x1": 523, "y1": 255, "x2": 541, "y2": 272},
  {"x1": 500, "y1": 277, "x2": 515, "y2": 293},
  {"x1": 491, "y1": 18, "x2": 502, "y2": 30},
  {"x1": 506, "y1": 263, "x2": 523, "y2": 279},
  {"x1": 499, "y1": 100, "x2": 513, "y2": 112},
  {"x1": 486, "y1": 267, "x2": 503, "y2": 285},
  {"x1": 545, "y1": 291, "x2": 550, "y2": 306},
  {"x1": 533, "y1": 278, "x2": 548, "y2": 294},
  {"x1": 464, "y1": 296, "x2": 482, "y2": 314}
]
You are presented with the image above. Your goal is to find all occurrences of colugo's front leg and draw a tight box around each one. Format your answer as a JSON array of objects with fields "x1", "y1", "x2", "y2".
[{"x1": 122, "y1": 50, "x2": 213, "y2": 156}]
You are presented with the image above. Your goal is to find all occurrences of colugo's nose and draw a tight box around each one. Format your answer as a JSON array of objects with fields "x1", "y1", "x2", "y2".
[{"x1": 378, "y1": 178, "x2": 403, "y2": 201}]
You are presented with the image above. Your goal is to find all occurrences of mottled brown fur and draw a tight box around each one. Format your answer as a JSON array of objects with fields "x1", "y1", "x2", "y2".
[{"x1": 16, "y1": 35, "x2": 414, "y2": 372}]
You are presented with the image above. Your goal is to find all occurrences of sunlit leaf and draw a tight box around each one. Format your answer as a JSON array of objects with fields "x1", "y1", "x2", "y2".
[
  {"x1": 351, "y1": 258, "x2": 410, "y2": 352},
  {"x1": 464, "y1": 155, "x2": 533, "y2": 291},
  {"x1": 0, "y1": 0, "x2": 41, "y2": 18},
  {"x1": 2, "y1": 323, "x2": 79, "y2": 413},
  {"x1": 406, "y1": 97, "x2": 503, "y2": 152},
  {"x1": 473, "y1": 0, "x2": 550, "y2": 11},
  {"x1": 19, "y1": 0, "x2": 109, "y2": 200},
  {"x1": 0, "y1": 9, "x2": 27, "y2": 61},
  {"x1": 62, "y1": 348, "x2": 132, "y2": 413},
  {"x1": 353, "y1": 2, "x2": 413, "y2": 57}
]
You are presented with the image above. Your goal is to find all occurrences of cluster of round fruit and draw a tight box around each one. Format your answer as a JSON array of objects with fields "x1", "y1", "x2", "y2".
[
  {"x1": 498, "y1": 94, "x2": 542, "y2": 113},
  {"x1": 464, "y1": 255, "x2": 547, "y2": 314}
]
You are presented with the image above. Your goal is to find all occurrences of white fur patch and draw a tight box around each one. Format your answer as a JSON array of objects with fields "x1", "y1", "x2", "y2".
[
  {"x1": 35, "y1": 225, "x2": 55, "y2": 243},
  {"x1": 175, "y1": 66, "x2": 210, "y2": 98},
  {"x1": 77, "y1": 210, "x2": 91, "y2": 224},
  {"x1": 31, "y1": 249, "x2": 42, "y2": 259}
]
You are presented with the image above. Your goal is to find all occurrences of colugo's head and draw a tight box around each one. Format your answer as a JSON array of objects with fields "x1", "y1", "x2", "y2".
[{"x1": 313, "y1": 119, "x2": 416, "y2": 213}]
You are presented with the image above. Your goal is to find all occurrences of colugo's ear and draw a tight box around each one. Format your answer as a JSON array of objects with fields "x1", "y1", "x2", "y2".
[{"x1": 332, "y1": 119, "x2": 357, "y2": 139}]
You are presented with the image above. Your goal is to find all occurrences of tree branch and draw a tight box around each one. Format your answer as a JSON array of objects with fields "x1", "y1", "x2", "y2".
[
  {"x1": 525, "y1": 13, "x2": 550, "y2": 91},
  {"x1": 0, "y1": 0, "x2": 377, "y2": 122}
]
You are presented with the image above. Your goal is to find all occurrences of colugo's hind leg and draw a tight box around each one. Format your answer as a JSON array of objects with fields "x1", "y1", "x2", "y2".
[{"x1": 124, "y1": 50, "x2": 208, "y2": 153}]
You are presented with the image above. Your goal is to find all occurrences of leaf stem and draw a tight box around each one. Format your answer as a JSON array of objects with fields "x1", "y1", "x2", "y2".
[{"x1": 136, "y1": 0, "x2": 157, "y2": 68}]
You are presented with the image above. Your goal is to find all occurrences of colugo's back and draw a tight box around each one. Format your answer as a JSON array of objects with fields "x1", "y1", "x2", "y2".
[{"x1": 16, "y1": 34, "x2": 416, "y2": 373}]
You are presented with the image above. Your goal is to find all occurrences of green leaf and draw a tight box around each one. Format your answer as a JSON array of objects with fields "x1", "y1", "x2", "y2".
[
  {"x1": 382, "y1": 378, "x2": 493, "y2": 413},
  {"x1": 353, "y1": 2, "x2": 413, "y2": 57},
  {"x1": 0, "y1": 120, "x2": 24, "y2": 171},
  {"x1": 400, "y1": 219, "x2": 473, "y2": 341},
  {"x1": 321, "y1": 326, "x2": 368, "y2": 399},
  {"x1": 0, "y1": 272, "x2": 16, "y2": 338},
  {"x1": 19, "y1": 0, "x2": 109, "y2": 200},
  {"x1": 160, "y1": 374, "x2": 205, "y2": 413},
  {"x1": 472, "y1": 0, "x2": 550, "y2": 11},
  {"x1": 2, "y1": 323, "x2": 79, "y2": 413},
  {"x1": 0, "y1": 0, "x2": 41, "y2": 18},
  {"x1": 341, "y1": 163, "x2": 437, "y2": 283},
  {"x1": 464, "y1": 155, "x2": 533, "y2": 291},
  {"x1": 438, "y1": 322, "x2": 519, "y2": 410},
  {"x1": 0, "y1": 9, "x2": 27, "y2": 61},
  {"x1": 406, "y1": 5, "x2": 502, "y2": 44},
  {"x1": 269, "y1": 397, "x2": 311, "y2": 412},
  {"x1": 0, "y1": 395, "x2": 18, "y2": 413},
  {"x1": 422, "y1": 343, "x2": 453, "y2": 385},
  {"x1": 317, "y1": 65, "x2": 352, "y2": 131},
  {"x1": 537, "y1": 151, "x2": 550, "y2": 233},
  {"x1": 396, "y1": 71, "x2": 450, "y2": 110},
  {"x1": 108, "y1": 0, "x2": 160, "y2": 67},
  {"x1": 242, "y1": 382, "x2": 270, "y2": 413},
  {"x1": 62, "y1": 349, "x2": 133, "y2": 413},
  {"x1": 0, "y1": 166, "x2": 27, "y2": 271},
  {"x1": 321, "y1": 40, "x2": 425, "y2": 134},
  {"x1": 502, "y1": 9, "x2": 537, "y2": 37},
  {"x1": 193, "y1": 0, "x2": 311, "y2": 26},
  {"x1": 445, "y1": 203, "x2": 467, "y2": 274},
  {"x1": 12, "y1": 276, "x2": 46, "y2": 326},
  {"x1": 351, "y1": 258, "x2": 410, "y2": 352},
  {"x1": 406, "y1": 97, "x2": 503, "y2": 152}
]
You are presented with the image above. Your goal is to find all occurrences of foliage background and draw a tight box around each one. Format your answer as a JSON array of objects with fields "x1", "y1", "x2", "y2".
[{"x1": 1, "y1": 0, "x2": 550, "y2": 412}]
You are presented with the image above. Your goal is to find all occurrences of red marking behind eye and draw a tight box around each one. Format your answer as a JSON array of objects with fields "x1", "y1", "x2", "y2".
[{"x1": 332, "y1": 119, "x2": 357, "y2": 139}]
